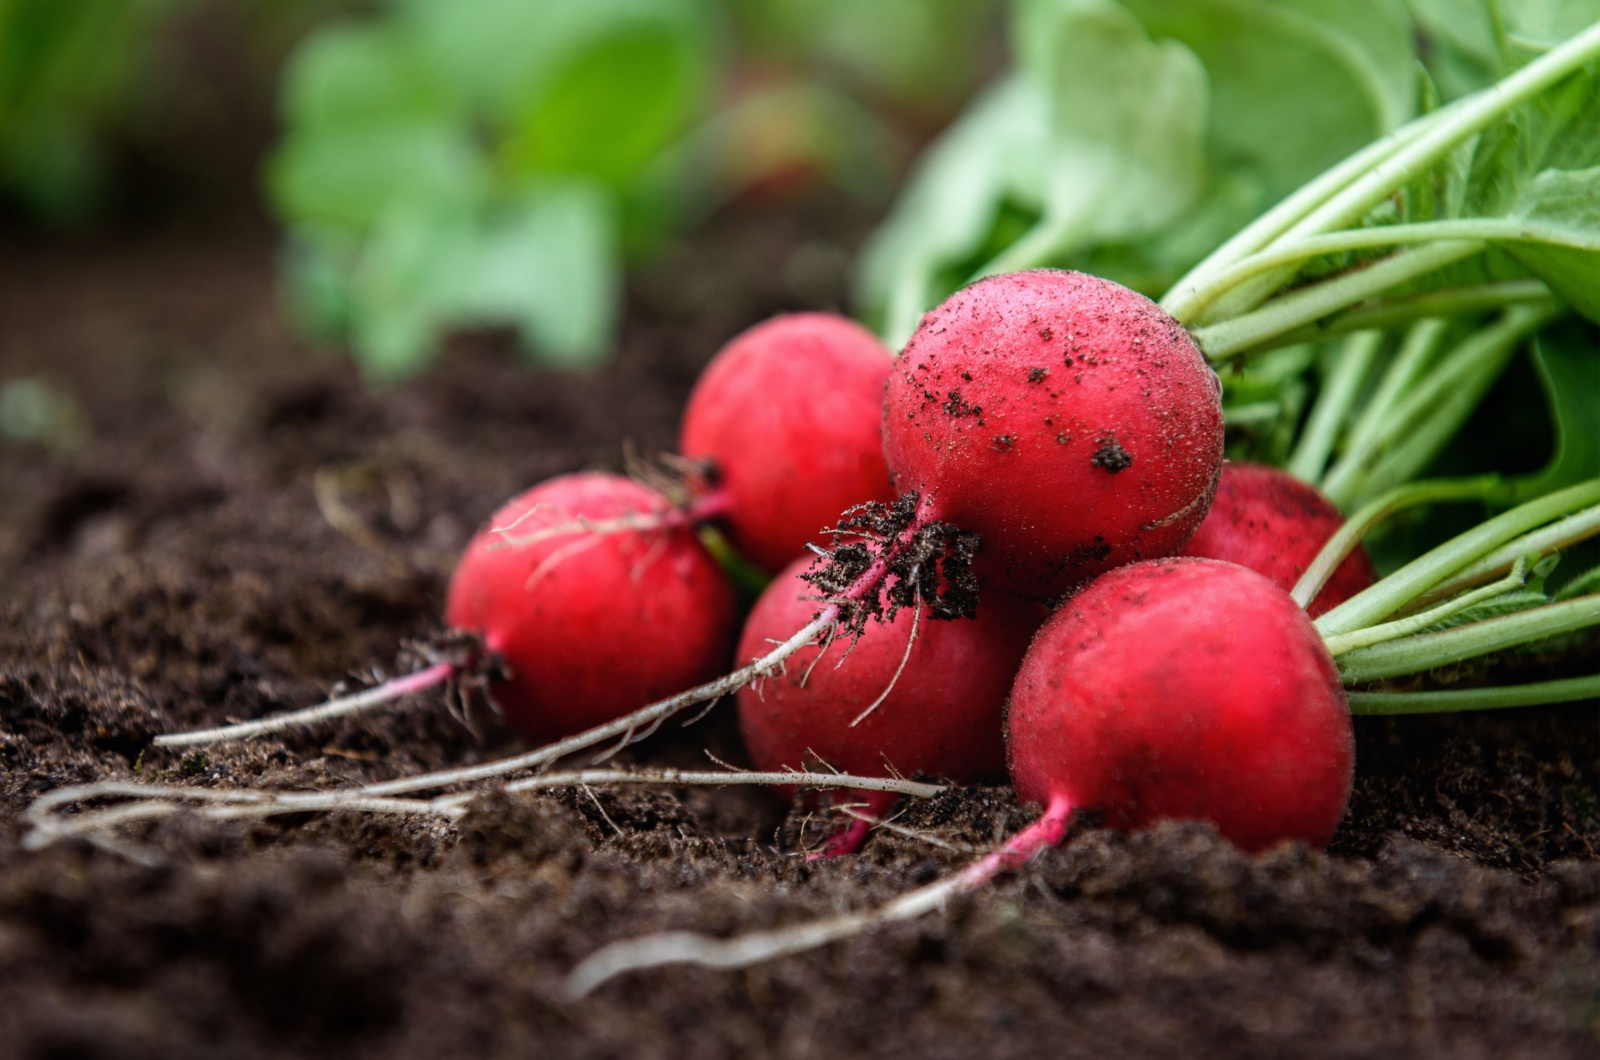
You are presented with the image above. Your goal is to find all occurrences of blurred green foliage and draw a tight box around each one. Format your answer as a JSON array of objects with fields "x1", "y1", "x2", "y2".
[
  {"x1": 859, "y1": 0, "x2": 1424, "y2": 345},
  {"x1": 0, "y1": 0, "x2": 184, "y2": 223},
  {"x1": 724, "y1": 0, "x2": 1005, "y2": 112},
  {"x1": 0, "y1": 0, "x2": 1004, "y2": 377},
  {"x1": 269, "y1": 0, "x2": 720, "y2": 377},
  {"x1": 268, "y1": 0, "x2": 1004, "y2": 378}
]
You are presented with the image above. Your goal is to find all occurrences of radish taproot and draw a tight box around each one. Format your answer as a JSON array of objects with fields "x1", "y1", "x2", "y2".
[
  {"x1": 736, "y1": 556, "x2": 1042, "y2": 853},
  {"x1": 883, "y1": 270, "x2": 1224, "y2": 599},
  {"x1": 1180, "y1": 462, "x2": 1376, "y2": 617},
  {"x1": 1007, "y1": 557, "x2": 1354, "y2": 851},
  {"x1": 680, "y1": 312, "x2": 896, "y2": 573},
  {"x1": 445, "y1": 472, "x2": 738, "y2": 745}
]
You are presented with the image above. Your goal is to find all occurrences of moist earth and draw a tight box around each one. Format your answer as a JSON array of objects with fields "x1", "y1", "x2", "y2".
[{"x1": 2, "y1": 208, "x2": 1599, "y2": 1059}]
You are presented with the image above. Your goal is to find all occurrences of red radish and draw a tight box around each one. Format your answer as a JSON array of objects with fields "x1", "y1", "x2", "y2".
[
  {"x1": 736, "y1": 556, "x2": 1043, "y2": 852},
  {"x1": 680, "y1": 313, "x2": 896, "y2": 573},
  {"x1": 883, "y1": 270, "x2": 1224, "y2": 599},
  {"x1": 1180, "y1": 462, "x2": 1376, "y2": 617},
  {"x1": 446, "y1": 473, "x2": 738, "y2": 745},
  {"x1": 1006, "y1": 557, "x2": 1354, "y2": 852}
]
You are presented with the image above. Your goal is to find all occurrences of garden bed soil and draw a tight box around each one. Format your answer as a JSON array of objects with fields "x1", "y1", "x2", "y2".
[{"x1": 1, "y1": 207, "x2": 1598, "y2": 1059}]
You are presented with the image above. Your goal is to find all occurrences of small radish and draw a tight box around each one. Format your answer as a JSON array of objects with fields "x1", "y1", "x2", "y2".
[
  {"x1": 445, "y1": 473, "x2": 739, "y2": 745},
  {"x1": 736, "y1": 556, "x2": 1042, "y2": 853},
  {"x1": 1180, "y1": 462, "x2": 1376, "y2": 617},
  {"x1": 155, "y1": 471, "x2": 740, "y2": 750},
  {"x1": 883, "y1": 270, "x2": 1224, "y2": 599},
  {"x1": 681, "y1": 312, "x2": 896, "y2": 573},
  {"x1": 1007, "y1": 557, "x2": 1354, "y2": 852}
]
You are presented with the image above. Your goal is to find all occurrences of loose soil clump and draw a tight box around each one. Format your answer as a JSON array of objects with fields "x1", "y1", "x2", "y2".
[{"x1": 1, "y1": 208, "x2": 1598, "y2": 1059}]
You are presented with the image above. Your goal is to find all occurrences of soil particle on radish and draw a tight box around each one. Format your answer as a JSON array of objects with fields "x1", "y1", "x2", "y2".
[{"x1": 1091, "y1": 433, "x2": 1133, "y2": 473}]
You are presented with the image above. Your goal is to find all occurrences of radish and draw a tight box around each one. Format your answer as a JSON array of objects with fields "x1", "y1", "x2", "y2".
[
  {"x1": 1180, "y1": 462, "x2": 1376, "y2": 617},
  {"x1": 1007, "y1": 557, "x2": 1354, "y2": 852},
  {"x1": 443, "y1": 473, "x2": 738, "y2": 745},
  {"x1": 883, "y1": 269, "x2": 1224, "y2": 599},
  {"x1": 735, "y1": 556, "x2": 1042, "y2": 854},
  {"x1": 680, "y1": 312, "x2": 896, "y2": 573},
  {"x1": 155, "y1": 472, "x2": 737, "y2": 750}
]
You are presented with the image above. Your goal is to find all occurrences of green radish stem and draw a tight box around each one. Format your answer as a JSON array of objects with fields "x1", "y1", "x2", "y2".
[
  {"x1": 1315, "y1": 478, "x2": 1600, "y2": 637},
  {"x1": 1334, "y1": 593, "x2": 1599, "y2": 684},
  {"x1": 1265, "y1": 282, "x2": 1556, "y2": 348},
  {"x1": 1166, "y1": 20, "x2": 1600, "y2": 325},
  {"x1": 1320, "y1": 557, "x2": 1530, "y2": 658},
  {"x1": 1336, "y1": 319, "x2": 1449, "y2": 473},
  {"x1": 1320, "y1": 305, "x2": 1560, "y2": 510},
  {"x1": 1189, "y1": 241, "x2": 1486, "y2": 360},
  {"x1": 1347, "y1": 675, "x2": 1600, "y2": 714},
  {"x1": 1290, "y1": 476, "x2": 1505, "y2": 609},
  {"x1": 1285, "y1": 331, "x2": 1383, "y2": 484},
  {"x1": 1419, "y1": 503, "x2": 1600, "y2": 604},
  {"x1": 1160, "y1": 101, "x2": 1459, "y2": 321},
  {"x1": 1292, "y1": 479, "x2": 1600, "y2": 709}
]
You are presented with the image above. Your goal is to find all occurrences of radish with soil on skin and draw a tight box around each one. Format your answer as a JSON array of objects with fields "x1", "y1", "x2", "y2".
[
  {"x1": 1005, "y1": 557, "x2": 1353, "y2": 852},
  {"x1": 154, "y1": 472, "x2": 738, "y2": 749},
  {"x1": 679, "y1": 312, "x2": 897, "y2": 573},
  {"x1": 882, "y1": 269, "x2": 1225, "y2": 600},
  {"x1": 736, "y1": 556, "x2": 1043, "y2": 855},
  {"x1": 1180, "y1": 462, "x2": 1376, "y2": 617}
]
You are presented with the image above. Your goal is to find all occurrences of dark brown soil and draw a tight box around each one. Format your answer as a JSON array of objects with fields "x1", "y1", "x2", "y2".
[{"x1": 2, "y1": 207, "x2": 1599, "y2": 1060}]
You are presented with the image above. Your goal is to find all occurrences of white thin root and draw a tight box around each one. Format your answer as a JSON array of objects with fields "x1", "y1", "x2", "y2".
[
  {"x1": 849, "y1": 600, "x2": 920, "y2": 727},
  {"x1": 353, "y1": 610, "x2": 839, "y2": 799},
  {"x1": 24, "y1": 768, "x2": 945, "y2": 852},
  {"x1": 566, "y1": 867, "x2": 971, "y2": 999},
  {"x1": 564, "y1": 797, "x2": 1075, "y2": 998},
  {"x1": 837, "y1": 806, "x2": 967, "y2": 853},
  {"x1": 491, "y1": 509, "x2": 684, "y2": 550},
  {"x1": 151, "y1": 661, "x2": 456, "y2": 750}
]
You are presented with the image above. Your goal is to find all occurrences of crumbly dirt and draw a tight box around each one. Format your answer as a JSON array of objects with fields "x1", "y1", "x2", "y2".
[{"x1": 2, "y1": 209, "x2": 1599, "y2": 1060}]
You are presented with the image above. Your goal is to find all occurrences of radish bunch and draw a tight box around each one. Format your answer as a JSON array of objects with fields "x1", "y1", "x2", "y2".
[{"x1": 159, "y1": 268, "x2": 1371, "y2": 862}]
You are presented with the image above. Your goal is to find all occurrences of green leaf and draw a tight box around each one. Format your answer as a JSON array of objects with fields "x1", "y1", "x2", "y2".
[
  {"x1": 346, "y1": 198, "x2": 479, "y2": 379},
  {"x1": 855, "y1": 77, "x2": 1049, "y2": 344},
  {"x1": 280, "y1": 21, "x2": 451, "y2": 130},
  {"x1": 1012, "y1": 0, "x2": 1208, "y2": 244},
  {"x1": 500, "y1": 22, "x2": 710, "y2": 187},
  {"x1": 1513, "y1": 319, "x2": 1600, "y2": 494},
  {"x1": 466, "y1": 182, "x2": 619, "y2": 367},
  {"x1": 268, "y1": 119, "x2": 488, "y2": 231},
  {"x1": 1501, "y1": 0, "x2": 1600, "y2": 46},
  {"x1": 1500, "y1": 166, "x2": 1600, "y2": 316},
  {"x1": 1121, "y1": 0, "x2": 1415, "y2": 197}
]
